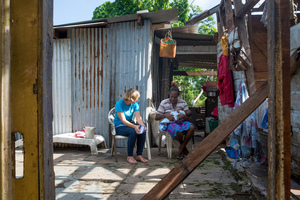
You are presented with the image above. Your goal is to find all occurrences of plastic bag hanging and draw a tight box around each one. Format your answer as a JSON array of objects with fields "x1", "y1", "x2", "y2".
[{"x1": 159, "y1": 31, "x2": 176, "y2": 58}]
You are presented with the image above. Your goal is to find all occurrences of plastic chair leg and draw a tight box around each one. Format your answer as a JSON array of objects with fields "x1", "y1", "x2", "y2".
[
  {"x1": 145, "y1": 128, "x2": 151, "y2": 160},
  {"x1": 158, "y1": 133, "x2": 162, "y2": 155}
]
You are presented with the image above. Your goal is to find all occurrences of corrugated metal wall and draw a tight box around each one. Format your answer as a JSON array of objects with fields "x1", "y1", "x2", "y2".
[
  {"x1": 70, "y1": 27, "x2": 111, "y2": 143},
  {"x1": 109, "y1": 20, "x2": 153, "y2": 147},
  {"x1": 53, "y1": 39, "x2": 72, "y2": 135},
  {"x1": 52, "y1": 20, "x2": 153, "y2": 146}
]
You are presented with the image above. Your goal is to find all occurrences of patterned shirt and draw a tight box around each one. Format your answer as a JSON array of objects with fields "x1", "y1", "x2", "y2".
[{"x1": 157, "y1": 98, "x2": 189, "y2": 115}]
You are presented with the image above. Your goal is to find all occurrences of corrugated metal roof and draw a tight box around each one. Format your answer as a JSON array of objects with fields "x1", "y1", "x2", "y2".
[{"x1": 54, "y1": 8, "x2": 178, "y2": 28}]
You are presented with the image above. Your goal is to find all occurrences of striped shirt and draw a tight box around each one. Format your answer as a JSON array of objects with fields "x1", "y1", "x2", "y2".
[{"x1": 157, "y1": 98, "x2": 189, "y2": 115}]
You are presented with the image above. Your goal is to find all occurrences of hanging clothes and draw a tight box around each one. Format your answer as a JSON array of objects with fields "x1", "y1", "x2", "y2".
[
  {"x1": 229, "y1": 80, "x2": 266, "y2": 167},
  {"x1": 221, "y1": 35, "x2": 229, "y2": 56},
  {"x1": 218, "y1": 54, "x2": 235, "y2": 107}
]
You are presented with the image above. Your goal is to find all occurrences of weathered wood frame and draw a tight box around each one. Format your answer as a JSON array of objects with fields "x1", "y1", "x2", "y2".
[
  {"x1": 1, "y1": 0, "x2": 55, "y2": 199},
  {"x1": 267, "y1": 0, "x2": 291, "y2": 198}
]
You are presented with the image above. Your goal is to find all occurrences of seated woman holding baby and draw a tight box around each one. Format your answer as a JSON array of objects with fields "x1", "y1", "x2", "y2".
[{"x1": 155, "y1": 81, "x2": 195, "y2": 159}]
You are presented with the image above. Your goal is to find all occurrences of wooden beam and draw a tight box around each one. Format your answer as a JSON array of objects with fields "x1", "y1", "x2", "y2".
[
  {"x1": 218, "y1": 7, "x2": 226, "y2": 34},
  {"x1": 233, "y1": 0, "x2": 256, "y2": 95},
  {"x1": 267, "y1": 0, "x2": 291, "y2": 198},
  {"x1": 39, "y1": 0, "x2": 56, "y2": 198},
  {"x1": 185, "y1": 4, "x2": 220, "y2": 26},
  {"x1": 173, "y1": 71, "x2": 217, "y2": 76},
  {"x1": 142, "y1": 81, "x2": 269, "y2": 200},
  {"x1": 224, "y1": 0, "x2": 235, "y2": 33},
  {"x1": 178, "y1": 62, "x2": 217, "y2": 69},
  {"x1": 236, "y1": 0, "x2": 260, "y2": 18},
  {"x1": 1, "y1": 0, "x2": 13, "y2": 199},
  {"x1": 176, "y1": 45, "x2": 217, "y2": 55},
  {"x1": 216, "y1": 12, "x2": 223, "y2": 41}
]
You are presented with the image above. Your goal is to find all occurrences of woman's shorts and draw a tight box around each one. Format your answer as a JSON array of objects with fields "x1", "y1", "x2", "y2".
[{"x1": 166, "y1": 122, "x2": 193, "y2": 138}]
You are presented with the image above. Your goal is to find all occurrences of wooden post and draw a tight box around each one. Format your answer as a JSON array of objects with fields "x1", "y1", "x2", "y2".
[
  {"x1": 38, "y1": 0, "x2": 55, "y2": 199},
  {"x1": 232, "y1": 0, "x2": 256, "y2": 95},
  {"x1": 161, "y1": 58, "x2": 171, "y2": 101},
  {"x1": 267, "y1": 0, "x2": 291, "y2": 198},
  {"x1": 216, "y1": 12, "x2": 223, "y2": 41},
  {"x1": 1, "y1": 0, "x2": 12, "y2": 199},
  {"x1": 224, "y1": 0, "x2": 235, "y2": 33}
]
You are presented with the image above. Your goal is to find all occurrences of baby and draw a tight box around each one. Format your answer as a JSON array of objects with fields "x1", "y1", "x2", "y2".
[{"x1": 159, "y1": 110, "x2": 186, "y2": 131}]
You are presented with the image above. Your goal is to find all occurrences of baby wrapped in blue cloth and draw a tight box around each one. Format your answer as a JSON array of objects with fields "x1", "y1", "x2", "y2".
[{"x1": 159, "y1": 110, "x2": 186, "y2": 131}]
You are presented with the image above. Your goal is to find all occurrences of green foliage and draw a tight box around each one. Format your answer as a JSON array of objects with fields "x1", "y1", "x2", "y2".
[
  {"x1": 92, "y1": 0, "x2": 190, "y2": 23},
  {"x1": 174, "y1": 67, "x2": 217, "y2": 107}
]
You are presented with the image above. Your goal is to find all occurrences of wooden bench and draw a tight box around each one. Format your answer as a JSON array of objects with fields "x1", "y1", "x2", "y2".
[{"x1": 53, "y1": 133, "x2": 107, "y2": 155}]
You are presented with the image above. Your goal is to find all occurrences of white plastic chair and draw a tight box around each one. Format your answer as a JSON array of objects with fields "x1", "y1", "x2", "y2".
[
  {"x1": 108, "y1": 107, "x2": 151, "y2": 162},
  {"x1": 149, "y1": 110, "x2": 173, "y2": 159},
  {"x1": 158, "y1": 131, "x2": 173, "y2": 159}
]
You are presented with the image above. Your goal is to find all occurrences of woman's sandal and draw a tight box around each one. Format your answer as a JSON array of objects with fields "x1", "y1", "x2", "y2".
[
  {"x1": 127, "y1": 157, "x2": 137, "y2": 164},
  {"x1": 136, "y1": 156, "x2": 148, "y2": 163}
]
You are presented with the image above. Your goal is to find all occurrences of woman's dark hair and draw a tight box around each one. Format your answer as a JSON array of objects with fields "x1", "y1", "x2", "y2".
[{"x1": 169, "y1": 81, "x2": 180, "y2": 95}]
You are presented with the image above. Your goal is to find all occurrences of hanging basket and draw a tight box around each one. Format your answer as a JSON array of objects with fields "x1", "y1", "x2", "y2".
[{"x1": 159, "y1": 31, "x2": 176, "y2": 58}]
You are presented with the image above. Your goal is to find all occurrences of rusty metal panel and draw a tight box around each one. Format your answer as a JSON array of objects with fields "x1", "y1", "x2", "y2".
[
  {"x1": 66, "y1": 20, "x2": 153, "y2": 147},
  {"x1": 70, "y1": 27, "x2": 111, "y2": 145},
  {"x1": 110, "y1": 21, "x2": 153, "y2": 146},
  {"x1": 53, "y1": 39, "x2": 72, "y2": 135}
]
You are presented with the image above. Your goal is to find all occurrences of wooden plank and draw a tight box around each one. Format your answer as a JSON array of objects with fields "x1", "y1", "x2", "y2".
[
  {"x1": 233, "y1": 0, "x2": 256, "y2": 95},
  {"x1": 142, "y1": 81, "x2": 269, "y2": 200},
  {"x1": 173, "y1": 71, "x2": 217, "y2": 76},
  {"x1": 252, "y1": 36, "x2": 268, "y2": 59},
  {"x1": 236, "y1": 0, "x2": 260, "y2": 18},
  {"x1": 178, "y1": 62, "x2": 217, "y2": 69},
  {"x1": 254, "y1": 72, "x2": 268, "y2": 80},
  {"x1": 1, "y1": 0, "x2": 13, "y2": 199},
  {"x1": 176, "y1": 45, "x2": 217, "y2": 55},
  {"x1": 216, "y1": 12, "x2": 223, "y2": 41},
  {"x1": 38, "y1": 0, "x2": 55, "y2": 198},
  {"x1": 161, "y1": 58, "x2": 172, "y2": 100},
  {"x1": 224, "y1": 0, "x2": 235, "y2": 32},
  {"x1": 267, "y1": 0, "x2": 291, "y2": 198},
  {"x1": 218, "y1": 7, "x2": 226, "y2": 33},
  {"x1": 185, "y1": 4, "x2": 220, "y2": 26}
]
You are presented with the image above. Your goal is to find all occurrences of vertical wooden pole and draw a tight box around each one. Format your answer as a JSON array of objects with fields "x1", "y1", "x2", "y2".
[
  {"x1": 224, "y1": 0, "x2": 235, "y2": 32},
  {"x1": 267, "y1": 0, "x2": 291, "y2": 198},
  {"x1": 1, "y1": 0, "x2": 12, "y2": 199},
  {"x1": 216, "y1": 13, "x2": 223, "y2": 42},
  {"x1": 161, "y1": 58, "x2": 171, "y2": 100},
  {"x1": 232, "y1": 0, "x2": 256, "y2": 95},
  {"x1": 38, "y1": 0, "x2": 55, "y2": 199}
]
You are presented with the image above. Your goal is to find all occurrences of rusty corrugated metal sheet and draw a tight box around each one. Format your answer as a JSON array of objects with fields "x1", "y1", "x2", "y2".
[
  {"x1": 67, "y1": 20, "x2": 153, "y2": 146},
  {"x1": 70, "y1": 27, "x2": 110, "y2": 144},
  {"x1": 53, "y1": 39, "x2": 72, "y2": 135}
]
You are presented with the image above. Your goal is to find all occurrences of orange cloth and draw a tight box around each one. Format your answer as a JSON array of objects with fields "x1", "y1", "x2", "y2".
[{"x1": 221, "y1": 35, "x2": 229, "y2": 56}]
